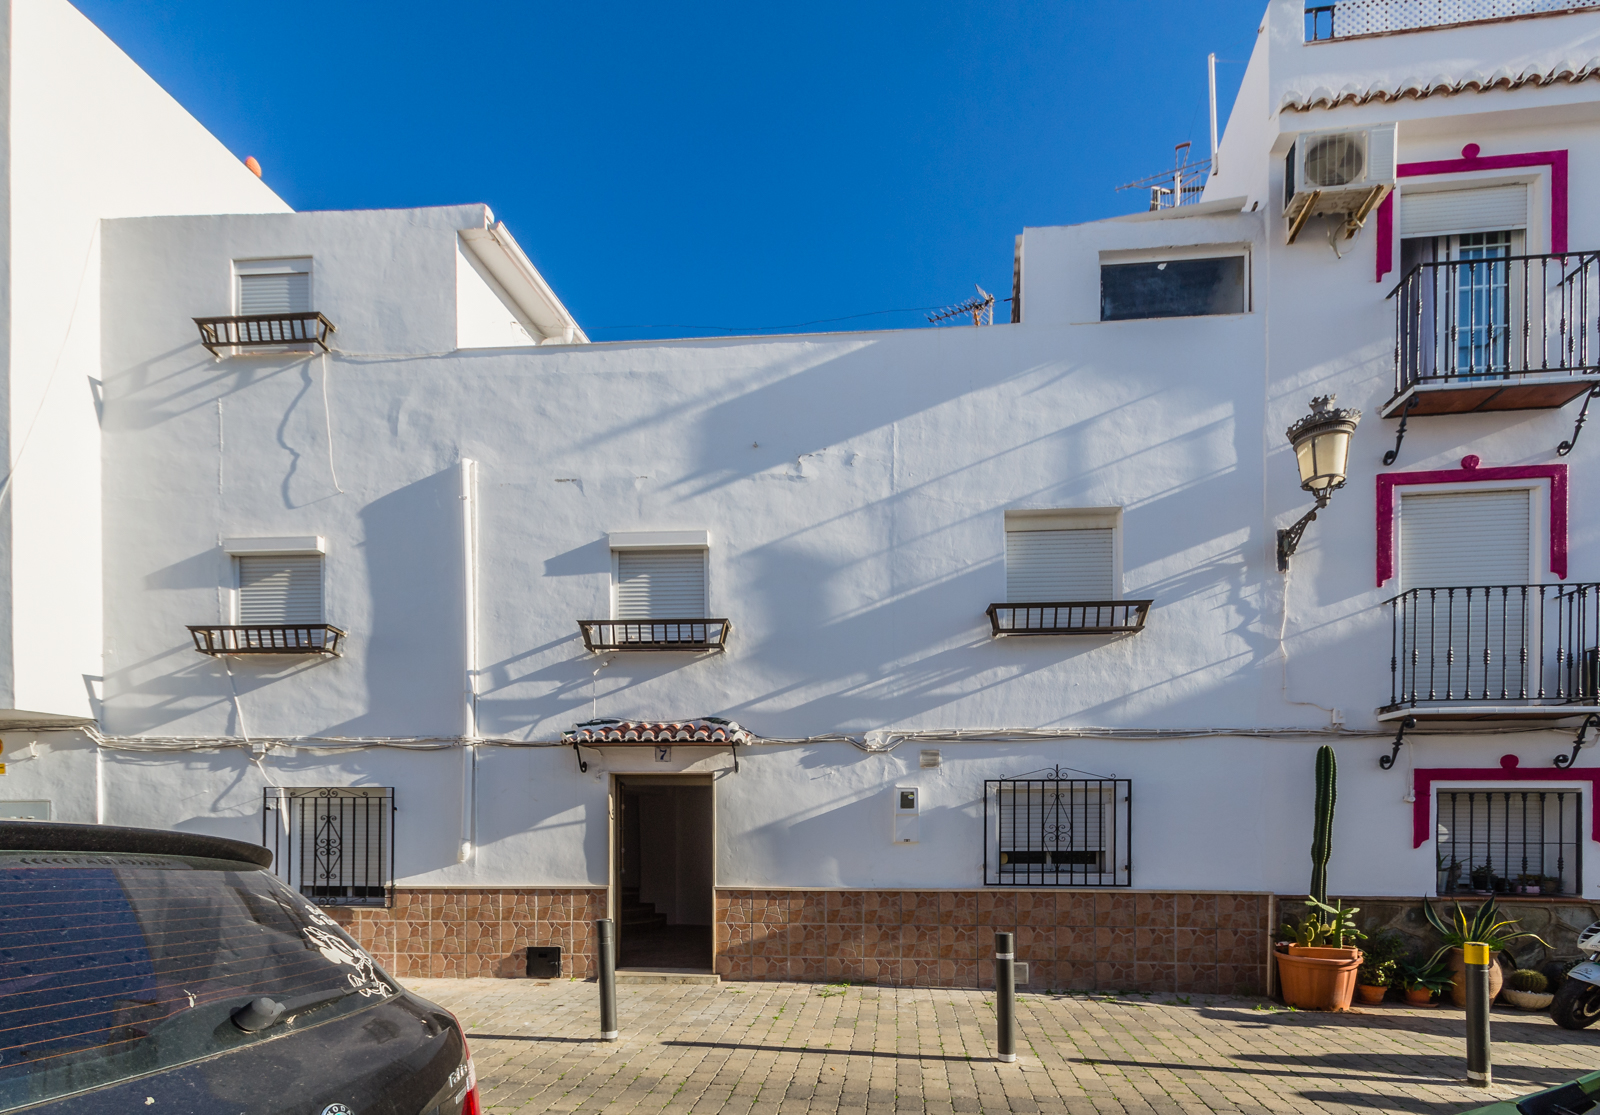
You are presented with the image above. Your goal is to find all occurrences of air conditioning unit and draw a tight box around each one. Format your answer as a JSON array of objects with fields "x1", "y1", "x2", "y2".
[{"x1": 1283, "y1": 123, "x2": 1397, "y2": 243}]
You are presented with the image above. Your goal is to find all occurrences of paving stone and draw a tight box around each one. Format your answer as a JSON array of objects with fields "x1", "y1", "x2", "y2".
[{"x1": 408, "y1": 978, "x2": 1598, "y2": 1114}]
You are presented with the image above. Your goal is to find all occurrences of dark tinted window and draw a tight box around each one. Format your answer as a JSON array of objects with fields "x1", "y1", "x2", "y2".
[
  {"x1": 0, "y1": 852, "x2": 393, "y2": 1110},
  {"x1": 1100, "y1": 256, "x2": 1246, "y2": 321}
]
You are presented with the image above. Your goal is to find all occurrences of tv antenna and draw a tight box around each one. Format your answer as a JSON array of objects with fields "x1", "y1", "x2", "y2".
[
  {"x1": 1116, "y1": 141, "x2": 1212, "y2": 211},
  {"x1": 927, "y1": 284, "x2": 995, "y2": 326}
]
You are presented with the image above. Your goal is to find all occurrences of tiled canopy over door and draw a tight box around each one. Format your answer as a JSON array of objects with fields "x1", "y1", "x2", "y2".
[
  {"x1": 1005, "y1": 528, "x2": 1113, "y2": 602},
  {"x1": 1399, "y1": 489, "x2": 1532, "y2": 698},
  {"x1": 238, "y1": 555, "x2": 324, "y2": 624},
  {"x1": 616, "y1": 549, "x2": 707, "y2": 618}
]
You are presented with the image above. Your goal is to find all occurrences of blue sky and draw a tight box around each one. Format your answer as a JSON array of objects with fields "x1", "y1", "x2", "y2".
[{"x1": 78, "y1": 1, "x2": 1265, "y2": 341}]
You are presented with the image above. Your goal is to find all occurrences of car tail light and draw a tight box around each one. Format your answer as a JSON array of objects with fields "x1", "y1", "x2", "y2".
[{"x1": 449, "y1": 1013, "x2": 481, "y2": 1115}]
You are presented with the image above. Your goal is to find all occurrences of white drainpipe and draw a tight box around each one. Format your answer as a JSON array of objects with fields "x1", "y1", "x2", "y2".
[{"x1": 458, "y1": 458, "x2": 478, "y2": 863}]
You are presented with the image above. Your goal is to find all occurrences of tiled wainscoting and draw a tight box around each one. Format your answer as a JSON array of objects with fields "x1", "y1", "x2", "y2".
[
  {"x1": 715, "y1": 890, "x2": 1272, "y2": 994},
  {"x1": 328, "y1": 888, "x2": 606, "y2": 979}
]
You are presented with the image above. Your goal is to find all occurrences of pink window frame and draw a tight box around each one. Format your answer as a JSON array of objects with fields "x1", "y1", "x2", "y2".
[
  {"x1": 1375, "y1": 143, "x2": 1568, "y2": 283},
  {"x1": 1412, "y1": 755, "x2": 1597, "y2": 848},
  {"x1": 1375, "y1": 455, "x2": 1567, "y2": 586}
]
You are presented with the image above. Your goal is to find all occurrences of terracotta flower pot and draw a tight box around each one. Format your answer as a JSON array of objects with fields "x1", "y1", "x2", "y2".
[
  {"x1": 1447, "y1": 947, "x2": 1504, "y2": 1007},
  {"x1": 1404, "y1": 986, "x2": 1436, "y2": 1005},
  {"x1": 1288, "y1": 945, "x2": 1364, "y2": 962},
  {"x1": 1356, "y1": 984, "x2": 1388, "y2": 1004},
  {"x1": 1275, "y1": 949, "x2": 1362, "y2": 1010}
]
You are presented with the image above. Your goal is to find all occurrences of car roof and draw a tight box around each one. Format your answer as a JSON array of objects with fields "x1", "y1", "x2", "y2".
[{"x1": 0, "y1": 820, "x2": 273, "y2": 868}]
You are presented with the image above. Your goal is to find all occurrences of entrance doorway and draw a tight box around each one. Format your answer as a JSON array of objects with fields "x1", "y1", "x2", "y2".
[{"x1": 614, "y1": 776, "x2": 714, "y2": 971}]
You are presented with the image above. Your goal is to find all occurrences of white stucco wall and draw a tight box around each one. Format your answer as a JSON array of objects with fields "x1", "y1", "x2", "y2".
[{"x1": 1, "y1": 0, "x2": 288, "y2": 717}]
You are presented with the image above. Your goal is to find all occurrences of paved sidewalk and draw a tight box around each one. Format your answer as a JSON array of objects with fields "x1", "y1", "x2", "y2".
[{"x1": 405, "y1": 978, "x2": 1600, "y2": 1115}]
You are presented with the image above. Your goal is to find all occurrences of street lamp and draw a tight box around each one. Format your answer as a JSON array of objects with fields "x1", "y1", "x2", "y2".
[{"x1": 1277, "y1": 395, "x2": 1361, "y2": 572}]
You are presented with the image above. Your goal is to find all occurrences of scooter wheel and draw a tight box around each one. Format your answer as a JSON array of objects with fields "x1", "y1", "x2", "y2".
[{"x1": 1551, "y1": 979, "x2": 1600, "y2": 1029}]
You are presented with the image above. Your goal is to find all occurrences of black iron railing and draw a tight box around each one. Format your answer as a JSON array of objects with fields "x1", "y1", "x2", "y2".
[
  {"x1": 263, "y1": 787, "x2": 394, "y2": 908},
  {"x1": 189, "y1": 624, "x2": 345, "y2": 656},
  {"x1": 1307, "y1": 0, "x2": 1600, "y2": 41},
  {"x1": 987, "y1": 600, "x2": 1151, "y2": 637},
  {"x1": 1437, "y1": 789, "x2": 1580, "y2": 896},
  {"x1": 1390, "y1": 252, "x2": 1600, "y2": 392},
  {"x1": 1386, "y1": 584, "x2": 1600, "y2": 709},
  {"x1": 578, "y1": 619, "x2": 730, "y2": 652},
  {"x1": 195, "y1": 312, "x2": 336, "y2": 355},
  {"x1": 984, "y1": 774, "x2": 1131, "y2": 887}
]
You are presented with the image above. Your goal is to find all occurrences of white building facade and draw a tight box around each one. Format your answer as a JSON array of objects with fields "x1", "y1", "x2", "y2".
[{"x1": 6, "y1": 0, "x2": 1600, "y2": 993}]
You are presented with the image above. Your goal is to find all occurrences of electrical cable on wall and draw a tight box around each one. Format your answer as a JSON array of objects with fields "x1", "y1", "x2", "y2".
[{"x1": 319, "y1": 352, "x2": 345, "y2": 494}]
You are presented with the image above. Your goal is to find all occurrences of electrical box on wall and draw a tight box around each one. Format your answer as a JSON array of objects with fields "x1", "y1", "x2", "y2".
[{"x1": 893, "y1": 786, "x2": 920, "y2": 844}]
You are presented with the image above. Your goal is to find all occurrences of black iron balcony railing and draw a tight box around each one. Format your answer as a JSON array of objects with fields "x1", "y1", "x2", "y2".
[
  {"x1": 1308, "y1": 0, "x2": 1600, "y2": 42},
  {"x1": 194, "y1": 312, "x2": 336, "y2": 355},
  {"x1": 1388, "y1": 252, "x2": 1600, "y2": 409},
  {"x1": 1385, "y1": 584, "x2": 1600, "y2": 710},
  {"x1": 987, "y1": 600, "x2": 1151, "y2": 637},
  {"x1": 578, "y1": 619, "x2": 730, "y2": 652},
  {"x1": 189, "y1": 624, "x2": 346, "y2": 656}
]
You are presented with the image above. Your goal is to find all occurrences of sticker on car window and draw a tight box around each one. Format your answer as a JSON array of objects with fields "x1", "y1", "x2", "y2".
[{"x1": 302, "y1": 926, "x2": 385, "y2": 995}]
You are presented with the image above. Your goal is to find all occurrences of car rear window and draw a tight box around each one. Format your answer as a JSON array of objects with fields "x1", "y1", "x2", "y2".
[{"x1": 0, "y1": 850, "x2": 394, "y2": 1111}]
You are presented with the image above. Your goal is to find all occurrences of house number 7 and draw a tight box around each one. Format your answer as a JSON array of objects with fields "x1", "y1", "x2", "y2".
[{"x1": 655, "y1": 745, "x2": 671, "y2": 762}]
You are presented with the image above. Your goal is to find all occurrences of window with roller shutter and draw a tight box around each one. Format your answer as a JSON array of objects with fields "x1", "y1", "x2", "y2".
[
  {"x1": 579, "y1": 544, "x2": 728, "y2": 651},
  {"x1": 988, "y1": 513, "x2": 1151, "y2": 636},
  {"x1": 235, "y1": 258, "x2": 312, "y2": 316},
  {"x1": 237, "y1": 555, "x2": 324, "y2": 624}
]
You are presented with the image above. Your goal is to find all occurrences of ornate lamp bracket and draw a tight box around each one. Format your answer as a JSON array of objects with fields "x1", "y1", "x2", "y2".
[{"x1": 1276, "y1": 495, "x2": 1327, "y2": 572}]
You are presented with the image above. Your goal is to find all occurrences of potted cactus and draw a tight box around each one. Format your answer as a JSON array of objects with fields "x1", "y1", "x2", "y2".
[
  {"x1": 1275, "y1": 747, "x2": 1363, "y2": 1010},
  {"x1": 1504, "y1": 969, "x2": 1554, "y2": 1011},
  {"x1": 1397, "y1": 956, "x2": 1452, "y2": 1005}
]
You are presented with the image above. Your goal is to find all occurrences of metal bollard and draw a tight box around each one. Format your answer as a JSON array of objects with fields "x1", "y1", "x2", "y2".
[
  {"x1": 995, "y1": 931, "x2": 1016, "y2": 1063},
  {"x1": 1463, "y1": 941, "x2": 1491, "y2": 1087},
  {"x1": 596, "y1": 918, "x2": 619, "y2": 1042}
]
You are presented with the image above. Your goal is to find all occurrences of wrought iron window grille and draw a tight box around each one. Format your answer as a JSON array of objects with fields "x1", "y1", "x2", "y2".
[
  {"x1": 189, "y1": 624, "x2": 346, "y2": 657},
  {"x1": 194, "y1": 312, "x2": 336, "y2": 355},
  {"x1": 984, "y1": 767, "x2": 1131, "y2": 888},
  {"x1": 263, "y1": 787, "x2": 395, "y2": 908},
  {"x1": 1436, "y1": 789, "x2": 1580, "y2": 897},
  {"x1": 577, "y1": 619, "x2": 730, "y2": 652},
  {"x1": 1385, "y1": 584, "x2": 1600, "y2": 709},
  {"x1": 986, "y1": 601, "x2": 1152, "y2": 637}
]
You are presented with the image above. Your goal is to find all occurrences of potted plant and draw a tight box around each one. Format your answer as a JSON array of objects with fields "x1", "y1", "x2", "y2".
[
  {"x1": 1275, "y1": 747, "x2": 1367, "y2": 1010},
  {"x1": 1423, "y1": 897, "x2": 1549, "y2": 1007},
  {"x1": 1356, "y1": 932, "x2": 1406, "y2": 1004},
  {"x1": 1504, "y1": 969, "x2": 1555, "y2": 1011},
  {"x1": 1396, "y1": 956, "x2": 1452, "y2": 1005}
]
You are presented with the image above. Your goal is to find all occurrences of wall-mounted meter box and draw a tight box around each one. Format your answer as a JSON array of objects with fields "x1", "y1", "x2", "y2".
[{"x1": 893, "y1": 786, "x2": 920, "y2": 844}]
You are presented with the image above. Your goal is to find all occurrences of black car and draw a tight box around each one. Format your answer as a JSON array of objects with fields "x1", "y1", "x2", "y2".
[{"x1": 0, "y1": 821, "x2": 479, "y2": 1115}]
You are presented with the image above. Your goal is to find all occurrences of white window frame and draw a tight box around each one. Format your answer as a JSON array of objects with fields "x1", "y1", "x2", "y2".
[
  {"x1": 607, "y1": 531, "x2": 711, "y2": 620},
  {"x1": 233, "y1": 257, "x2": 314, "y2": 315},
  {"x1": 223, "y1": 536, "x2": 328, "y2": 625},
  {"x1": 1395, "y1": 481, "x2": 1545, "y2": 591},
  {"x1": 1002, "y1": 508, "x2": 1123, "y2": 601}
]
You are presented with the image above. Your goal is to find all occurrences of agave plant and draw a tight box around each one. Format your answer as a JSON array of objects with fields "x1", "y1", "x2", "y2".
[{"x1": 1422, "y1": 897, "x2": 1548, "y2": 966}]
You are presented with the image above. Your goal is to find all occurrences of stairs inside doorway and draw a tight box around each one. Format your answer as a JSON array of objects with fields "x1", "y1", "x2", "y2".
[{"x1": 620, "y1": 887, "x2": 667, "y2": 931}]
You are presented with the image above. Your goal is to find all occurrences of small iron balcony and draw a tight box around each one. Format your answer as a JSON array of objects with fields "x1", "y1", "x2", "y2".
[
  {"x1": 1384, "y1": 252, "x2": 1600, "y2": 417},
  {"x1": 578, "y1": 619, "x2": 730, "y2": 652},
  {"x1": 194, "y1": 312, "x2": 336, "y2": 356},
  {"x1": 987, "y1": 601, "x2": 1152, "y2": 637},
  {"x1": 189, "y1": 624, "x2": 346, "y2": 656},
  {"x1": 1384, "y1": 584, "x2": 1600, "y2": 718}
]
